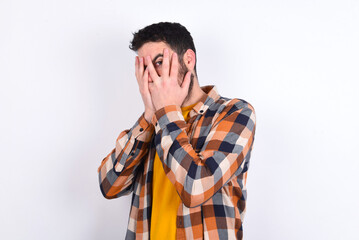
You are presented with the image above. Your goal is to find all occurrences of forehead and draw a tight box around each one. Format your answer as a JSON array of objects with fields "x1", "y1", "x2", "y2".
[{"x1": 137, "y1": 41, "x2": 173, "y2": 58}]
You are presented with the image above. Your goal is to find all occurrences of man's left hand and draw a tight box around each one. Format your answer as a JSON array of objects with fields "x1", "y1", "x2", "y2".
[{"x1": 145, "y1": 48, "x2": 191, "y2": 110}]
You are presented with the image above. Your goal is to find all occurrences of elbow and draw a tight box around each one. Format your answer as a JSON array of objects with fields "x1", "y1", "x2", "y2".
[
  {"x1": 99, "y1": 182, "x2": 133, "y2": 200},
  {"x1": 99, "y1": 176, "x2": 119, "y2": 200},
  {"x1": 99, "y1": 185, "x2": 115, "y2": 200},
  {"x1": 100, "y1": 187, "x2": 123, "y2": 200}
]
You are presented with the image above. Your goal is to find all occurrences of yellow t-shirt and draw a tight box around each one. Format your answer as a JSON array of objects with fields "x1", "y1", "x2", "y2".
[{"x1": 150, "y1": 102, "x2": 197, "y2": 240}]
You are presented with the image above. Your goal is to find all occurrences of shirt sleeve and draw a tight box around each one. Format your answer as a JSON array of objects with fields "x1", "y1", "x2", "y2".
[
  {"x1": 150, "y1": 101, "x2": 256, "y2": 208},
  {"x1": 98, "y1": 112, "x2": 154, "y2": 199}
]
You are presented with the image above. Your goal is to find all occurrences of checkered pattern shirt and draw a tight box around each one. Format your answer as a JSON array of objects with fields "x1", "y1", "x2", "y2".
[{"x1": 98, "y1": 85, "x2": 256, "y2": 239}]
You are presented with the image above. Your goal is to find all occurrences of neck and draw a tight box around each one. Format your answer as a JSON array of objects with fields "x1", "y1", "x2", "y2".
[{"x1": 181, "y1": 77, "x2": 206, "y2": 107}]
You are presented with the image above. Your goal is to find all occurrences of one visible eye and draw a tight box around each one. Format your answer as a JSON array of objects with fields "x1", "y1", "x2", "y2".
[{"x1": 155, "y1": 61, "x2": 162, "y2": 67}]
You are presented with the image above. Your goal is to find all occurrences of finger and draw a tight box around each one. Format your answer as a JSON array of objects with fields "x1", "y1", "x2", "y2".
[
  {"x1": 139, "y1": 57, "x2": 144, "y2": 79},
  {"x1": 181, "y1": 71, "x2": 192, "y2": 92},
  {"x1": 135, "y1": 56, "x2": 139, "y2": 81},
  {"x1": 143, "y1": 67, "x2": 149, "y2": 92},
  {"x1": 145, "y1": 68, "x2": 154, "y2": 93},
  {"x1": 170, "y1": 52, "x2": 178, "y2": 79},
  {"x1": 162, "y1": 48, "x2": 170, "y2": 77},
  {"x1": 145, "y1": 56, "x2": 159, "y2": 84}
]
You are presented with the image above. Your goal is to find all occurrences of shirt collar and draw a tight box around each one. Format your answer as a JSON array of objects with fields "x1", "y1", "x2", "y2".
[{"x1": 189, "y1": 85, "x2": 221, "y2": 118}]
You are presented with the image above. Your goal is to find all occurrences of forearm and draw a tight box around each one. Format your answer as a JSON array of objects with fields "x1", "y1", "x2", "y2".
[
  {"x1": 151, "y1": 101, "x2": 256, "y2": 207},
  {"x1": 98, "y1": 112, "x2": 155, "y2": 198}
]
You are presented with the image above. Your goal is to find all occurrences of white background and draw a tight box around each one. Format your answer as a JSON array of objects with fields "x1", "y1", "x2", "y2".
[{"x1": 1, "y1": 0, "x2": 358, "y2": 239}]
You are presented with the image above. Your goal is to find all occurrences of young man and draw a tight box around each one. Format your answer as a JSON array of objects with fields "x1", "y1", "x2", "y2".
[{"x1": 97, "y1": 22, "x2": 256, "y2": 240}]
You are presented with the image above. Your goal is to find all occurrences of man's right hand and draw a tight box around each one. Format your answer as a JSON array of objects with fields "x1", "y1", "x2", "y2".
[{"x1": 135, "y1": 56, "x2": 155, "y2": 123}]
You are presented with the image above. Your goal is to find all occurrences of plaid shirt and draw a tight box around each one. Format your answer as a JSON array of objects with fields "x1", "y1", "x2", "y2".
[{"x1": 98, "y1": 85, "x2": 256, "y2": 239}]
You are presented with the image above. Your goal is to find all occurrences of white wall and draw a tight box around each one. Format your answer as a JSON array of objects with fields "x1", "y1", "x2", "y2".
[{"x1": 1, "y1": 0, "x2": 358, "y2": 239}]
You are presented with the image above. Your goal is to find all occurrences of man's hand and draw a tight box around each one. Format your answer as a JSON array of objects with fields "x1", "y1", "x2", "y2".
[
  {"x1": 135, "y1": 56, "x2": 156, "y2": 123},
  {"x1": 145, "y1": 48, "x2": 191, "y2": 110}
]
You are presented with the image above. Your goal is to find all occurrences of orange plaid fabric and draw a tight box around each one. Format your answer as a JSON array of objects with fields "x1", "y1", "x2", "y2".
[{"x1": 98, "y1": 85, "x2": 256, "y2": 239}]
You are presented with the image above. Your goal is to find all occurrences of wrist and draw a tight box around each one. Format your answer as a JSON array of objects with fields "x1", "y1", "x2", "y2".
[{"x1": 144, "y1": 111, "x2": 154, "y2": 124}]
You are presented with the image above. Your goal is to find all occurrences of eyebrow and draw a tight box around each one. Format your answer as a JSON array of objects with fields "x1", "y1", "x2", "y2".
[
  {"x1": 152, "y1": 54, "x2": 163, "y2": 64},
  {"x1": 143, "y1": 53, "x2": 163, "y2": 69}
]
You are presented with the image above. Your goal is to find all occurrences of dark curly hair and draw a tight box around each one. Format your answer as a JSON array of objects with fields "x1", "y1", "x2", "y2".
[{"x1": 129, "y1": 22, "x2": 197, "y2": 74}]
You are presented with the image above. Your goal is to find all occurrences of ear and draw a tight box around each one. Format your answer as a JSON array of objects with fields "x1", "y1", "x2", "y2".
[{"x1": 182, "y1": 49, "x2": 196, "y2": 71}]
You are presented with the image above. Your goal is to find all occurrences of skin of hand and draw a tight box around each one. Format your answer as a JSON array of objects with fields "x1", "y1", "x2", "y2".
[
  {"x1": 135, "y1": 56, "x2": 156, "y2": 123},
  {"x1": 145, "y1": 48, "x2": 191, "y2": 111}
]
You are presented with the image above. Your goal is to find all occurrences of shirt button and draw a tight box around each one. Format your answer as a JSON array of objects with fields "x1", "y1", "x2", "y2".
[
  {"x1": 130, "y1": 151, "x2": 135, "y2": 156},
  {"x1": 139, "y1": 128, "x2": 143, "y2": 132},
  {"x1": 155, "y1": 122, "x2": 158, "y2": 126},
  {"x1": 199, "y1": 110, "x2": 204, "y2": 113}
]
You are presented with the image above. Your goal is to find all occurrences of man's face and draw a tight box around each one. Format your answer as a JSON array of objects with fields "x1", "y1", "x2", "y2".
[{"x1": 137, "y1": 42, "x2": 193, "y2": 90}]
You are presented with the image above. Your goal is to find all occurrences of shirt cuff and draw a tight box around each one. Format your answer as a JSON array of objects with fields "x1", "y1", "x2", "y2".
[
  {"x1": 151, "y1": 105, "x2": 187, "y2": 134},
  {"x1": 132, "y1": 112, "x2": 155, "y2": 142}
]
